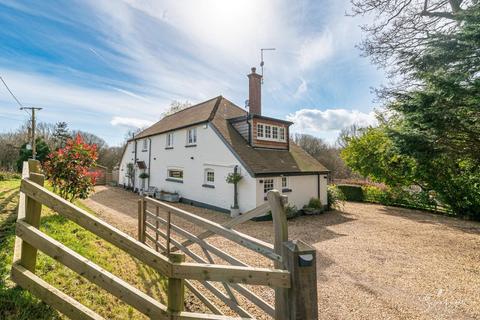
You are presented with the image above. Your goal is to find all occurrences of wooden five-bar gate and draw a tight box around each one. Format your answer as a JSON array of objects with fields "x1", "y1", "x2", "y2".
[{"x1": 11, "y1": 160, "x2": 318, "y2": 319}]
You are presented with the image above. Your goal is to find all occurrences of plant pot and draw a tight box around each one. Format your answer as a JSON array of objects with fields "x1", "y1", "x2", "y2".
[
  {"x1": 302, "y1": 207, "x2": 323, "y2": 215},
  {"x1": 155, "y1": 191, "x2": 180, "y2": 202},
  {"x1": 230, "y1": 207, "x2": 240, "y2": 218}
]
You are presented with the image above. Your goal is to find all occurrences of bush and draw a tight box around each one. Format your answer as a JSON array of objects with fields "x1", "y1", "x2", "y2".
[
  {"x1": 307, "y1": 197, "x2": 322, "y2": 209},
  {"x1": 327, "y1": 185, "x2": 345, "y2": 211},
  {"x1": 362, "y1": 185, "x2": 440, "y2": 212},
  {"x1": 337, "y1": 184, "x2": 364, "y2": 201}
]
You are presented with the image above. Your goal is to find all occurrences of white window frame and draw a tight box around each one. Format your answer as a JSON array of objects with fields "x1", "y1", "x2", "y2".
[
  {"x1": 142, "y1": 139, "x2": 148, "y2": 151},
  {"x1": 166, "y1": 133, "x2": 174, "y2": 148},
  {"x1": 167, "y1": 169, "x2": 183, "y2": 181},
  {"x1": 186, "y1": 128, "x2": 197, "y2": 145},
  {"x1": 257, "y1": 124, "x2": 264, "y2": 138},
  {"x1": 281, "y1": 176, "x2": 288, "y2": 189},
  {"x1": 263, "y1": 178, "x2": 274, "y2": 195},
  {"x1": 204, "y1": 169, "x2": 215, "y2": 185},
  {"x1": 257, "y1": 122, "x2": 287, "y2": 142}
]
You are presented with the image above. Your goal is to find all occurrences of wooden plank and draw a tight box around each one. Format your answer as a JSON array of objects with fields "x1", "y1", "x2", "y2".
[
  {"x1": 267, "y1": 190, "x2": 289, "y2": 320},
  {"x1": 20, "y1": 160, "x2": 44, "y2": 272},
  {"x1": 174, "y1": 310, "x2": 252, "y2": 320},
  {"x1": 12, "y1": 162, "x2": 29, "y2": 264},
  {"x1": 230, "y1": 283, "x2": 275, "y2": 317},
  {"x1": 20, "y1": 179, "x2": 172, "y2": 276},
  {"x1": 184, "y1": 280, "x2": 223, "y2": 315},
  {"x1": 137, "y1": 199, "x2": 143, "y2": 242},
  {"x1": 144, "y1": 229, "x2": 252, "y2": 318},
  {"x1": 146, "y1": 211, "x2": 248, "y2": 267},
  {"x1": 168, "y1": 201, "x2": 271, "y2": 251},
  {"x1": 168, "y1": 253, "x2": 186, "y2": 312},
  {"x1": 145, "y1": 198, "x2": 280, "y2": 262},
  {"x1": 16, "y1": 220, "x2": 170, "y2": 319},
  {"x1": 11, "y1": 263, "x2": 104, "y2": 320}
]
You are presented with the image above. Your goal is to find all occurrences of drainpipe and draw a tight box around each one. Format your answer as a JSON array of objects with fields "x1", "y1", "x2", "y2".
[
  {"x1": 233, "y1": 165, "x2": 239, "y2": 209},
  {"x1": 134, "y1": 139, "x2": 137, "y2": 191},
  {"x1": 147, "y1": 137, "x2": 152, "y2": 188},
  {"x1": 317, "y1": 173, "x2": 320, "y2": 199}
]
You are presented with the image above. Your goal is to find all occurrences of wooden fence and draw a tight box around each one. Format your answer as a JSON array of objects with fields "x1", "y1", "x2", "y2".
[
  {"x1": 12, "y1": 160, "x2": 318, "y2": 319},
  {"x1": 139, "y1": 191, "x2": 318, "y2": 319}
]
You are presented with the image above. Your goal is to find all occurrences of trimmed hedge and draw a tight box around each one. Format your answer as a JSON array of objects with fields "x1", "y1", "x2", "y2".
[{"x1": 337, "y1": 184, "x2": 364, "y2": 202}]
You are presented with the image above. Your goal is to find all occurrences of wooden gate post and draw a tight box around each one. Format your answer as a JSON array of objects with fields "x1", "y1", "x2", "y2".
[
  {"x1": 283, "y1": 239, "x2": 318, "y2": 320},
  {"x1": 20, "y1": 159, "x2": 45, "y2": 272},
  {"x1": 167, "y1": 253, "x2": 186, "y2": 312},
  {"x1": 137, "y1": 198, "x2": 146, "y2": 243},
  {"x1": 267, "y1": 190, "x2": 289, "y2": 320}
]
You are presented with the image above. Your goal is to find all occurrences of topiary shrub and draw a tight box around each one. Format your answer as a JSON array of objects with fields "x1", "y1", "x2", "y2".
[
  {"x1": 307, "y1": 197, "x2": 322, "y2": 209},
  {"x1": 337, "y1": 184, "x2": 364, "y2": 201}
]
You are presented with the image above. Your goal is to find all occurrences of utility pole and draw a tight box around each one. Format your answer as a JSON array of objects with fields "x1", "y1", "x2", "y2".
[{"x1": 20, "y1": 107, "x2": 42, "y2": 160}]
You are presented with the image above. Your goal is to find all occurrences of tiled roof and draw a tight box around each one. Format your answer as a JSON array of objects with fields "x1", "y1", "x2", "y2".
[{"x1": 133, "y1": 96, "x2": 329, "y2": 175}]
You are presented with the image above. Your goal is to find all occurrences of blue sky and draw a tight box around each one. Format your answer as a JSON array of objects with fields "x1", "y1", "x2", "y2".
[{"x1": 0, "y1": 0, "x2": 385, "y2": 146}]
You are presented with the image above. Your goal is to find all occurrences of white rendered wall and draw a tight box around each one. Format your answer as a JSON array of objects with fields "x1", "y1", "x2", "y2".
[
  {"x1": 255, "y1": 174, "x2": 328, "y2": 209},
  {"x1": 121, "y1": 123, "x2": 256, "y2": 213}
]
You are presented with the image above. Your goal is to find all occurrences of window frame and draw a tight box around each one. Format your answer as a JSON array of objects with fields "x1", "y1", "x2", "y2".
[
  {"x1": 204, "y1": 169, "x2": 215, "y2": 185},
  {"x1": 263, "y1": 178, "x2": 274, "y2": 195},
  {"x1": 142, "y1": 139, "x2": 148, "y2": 151},
  {"x1": 167, "y1": 169, "x2": 183, "y2": 181},
  {"x1": 256, "y1": 122, "x2": 287, "y2": 142},
  {"x1": 281, "y1": 176, "x2": 288, "y2": 188},
  {"x1": 166, "y1": 133, "x2": 174, "y2": 148},
  {"x1": 186, "y1": 128, "x2": 197, "y2": 145}
]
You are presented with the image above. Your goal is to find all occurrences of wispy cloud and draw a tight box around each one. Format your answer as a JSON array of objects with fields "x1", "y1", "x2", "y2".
[{"x1": 110, "y1": 116, "x2": 154, "y2": 128}]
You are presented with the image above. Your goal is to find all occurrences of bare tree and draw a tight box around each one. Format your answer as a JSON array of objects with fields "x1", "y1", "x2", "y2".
[
  {"x1": 161, "y1": 100, "x2": 192, "y2": 118},
  {"x1": 349, "y1": 0, "x2": 475, "y2": 96}
]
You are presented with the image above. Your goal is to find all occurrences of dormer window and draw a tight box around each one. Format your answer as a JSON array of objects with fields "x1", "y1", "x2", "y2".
[{"x1": 257, "y1": 123, "x2": 286, "y2": 142}]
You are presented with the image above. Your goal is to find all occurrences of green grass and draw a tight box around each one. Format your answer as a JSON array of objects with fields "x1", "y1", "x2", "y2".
[{"x1": 0, "y1": 179, "x2": 167, "y2": 319}]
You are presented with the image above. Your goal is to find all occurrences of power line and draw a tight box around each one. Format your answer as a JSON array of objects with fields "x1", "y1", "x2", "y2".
[{"x1": 0, "y1": 76, "x2": 24, "y2": 108}]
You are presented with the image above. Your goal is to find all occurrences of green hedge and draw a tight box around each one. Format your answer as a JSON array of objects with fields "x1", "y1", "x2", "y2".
[{"x1": 337, "y1": 184, "x2": 364, "y2": 201}]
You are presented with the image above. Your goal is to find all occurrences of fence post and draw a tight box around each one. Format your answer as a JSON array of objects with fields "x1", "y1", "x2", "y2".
[
  {"x1": 167, "y1": 253, "x2": 185, "y2": 312},
  {"x1": 267, "y1": 190, "x2": 289, "y2": 320},
  {"x1": 137, "y1": 198, "x2": 146, "y2": 243},
  {"x1": 20, "y1": 159, "x2": 45, "y2": 273},
  {"x1": 283, "y1": 240, "x2": 318, "y2": 320}
]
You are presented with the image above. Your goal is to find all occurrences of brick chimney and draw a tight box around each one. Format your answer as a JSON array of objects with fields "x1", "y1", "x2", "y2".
[{"x1": 248, "y1": 67, "x2": 262, "y2": 115}]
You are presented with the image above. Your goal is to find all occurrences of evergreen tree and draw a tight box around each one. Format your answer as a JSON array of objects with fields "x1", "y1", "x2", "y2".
[{"x1": 52, "y1": 121, "x2": 71, "y2": 149}]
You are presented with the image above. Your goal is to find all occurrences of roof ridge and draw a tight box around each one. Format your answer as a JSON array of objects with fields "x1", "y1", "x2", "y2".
[{"x1": 162, "y1": 95, "x2": 221, "y2": 119}]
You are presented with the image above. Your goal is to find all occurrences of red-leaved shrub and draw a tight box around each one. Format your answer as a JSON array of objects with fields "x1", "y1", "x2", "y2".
[{"x1": 43, "y1": 134, "x2": 99, "y2": 201}]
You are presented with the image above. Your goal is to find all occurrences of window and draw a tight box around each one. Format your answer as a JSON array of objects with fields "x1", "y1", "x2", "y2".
[
  {"x1": 257, "y1": 124, "x2": 264, "y2": 138},
  {"x1": 256, "y1": 123, "x2": 287, "y2": 142},
  {"x1": 205, "y1": 169, "x2": 215, "y2": 185},
  {"x1": 282, "y1": 177, "x2": 288, "y2": 188},
  {"x1": 166, "y1": 133, "x2": 173, "y2": 148},
  {"x1": 142, "y1": 139, "x2": 148, "y2": 151},
  {"x1": 187, "y1": 128, "x2": 197, "y2": 145},
  {"x1": 168, "y1": 169, "x2": 183, "y2": 180},
  {"x1": 263, "y1": 179, "x2": 274, "y2": 194},
  {"x1": 272, "y1": 126, "x2": 278, "y2": 140},
  {"x1": 265, "y1": 125, "x2": 271, "y2": 139},
  {"x1": 279, "y1": 127, "x2": 285, "y2": 141}
]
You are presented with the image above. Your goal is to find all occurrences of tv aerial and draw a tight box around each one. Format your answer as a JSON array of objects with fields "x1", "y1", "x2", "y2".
[{"x1": 260, "y1": 48, "x2": 275, "y2": 84}]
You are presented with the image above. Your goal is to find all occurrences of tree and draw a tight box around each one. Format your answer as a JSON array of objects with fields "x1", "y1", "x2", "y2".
[
  {"x1": 43, "y1": 134, "x2": 99, "y2": 201},
  {"x1": 341, "y1": 126, "x2": 418, "y2": 187},
  {"x1": 349, "y1": 0, "x2": 476, "y2": 96},
  {"x1": 294, "y1": 134, "x2": 353, "y2": 179},
  {"x1": 52, "y1": 121, "x2": 71, "y2": 149},
  {"x1": 161, "y1": 100, "x2": 192, "y2": 118},
  {"x1": 16, "y1": 138, "x2": 50, "y2": 171}
]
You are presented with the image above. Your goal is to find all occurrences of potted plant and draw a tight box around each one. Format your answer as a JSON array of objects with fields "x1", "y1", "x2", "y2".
[
  {"x1": 155, "y1": 190, "x2": 180, "y2": 202},
  {"x1": 226, "y1": 166, "x2": 243, "y2": 217},
  {"x1": 302, "y1": 197, "x2": 324, "y2": 215}
]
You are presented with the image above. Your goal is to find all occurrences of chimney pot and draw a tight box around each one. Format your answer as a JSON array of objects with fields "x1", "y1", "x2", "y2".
[{"x1": 248, "y1": 67, "x2": 262, "y2": 115}]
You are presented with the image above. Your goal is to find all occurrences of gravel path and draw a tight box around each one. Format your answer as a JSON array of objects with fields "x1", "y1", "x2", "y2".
[{"x1": 82, "y1": 186, "x2": 480, "y2": 320}]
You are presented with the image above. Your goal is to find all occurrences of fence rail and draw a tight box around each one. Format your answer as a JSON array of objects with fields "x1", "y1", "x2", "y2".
[{"x1": 11, "y1": 160, "x2": 320, "y2": 320}]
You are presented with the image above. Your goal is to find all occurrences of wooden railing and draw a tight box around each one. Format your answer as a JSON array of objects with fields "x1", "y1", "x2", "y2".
[
  {"x1": 11, "y1": 160, "x2": 296, "y2": 320},
  {"x1": 139, "y1": 189, "x2": 319, "y2": 319}
]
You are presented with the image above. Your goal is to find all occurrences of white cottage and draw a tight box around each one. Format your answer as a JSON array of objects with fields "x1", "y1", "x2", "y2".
[{"x1": 119, "y1": 68, "x2": 329, "y2": 215}]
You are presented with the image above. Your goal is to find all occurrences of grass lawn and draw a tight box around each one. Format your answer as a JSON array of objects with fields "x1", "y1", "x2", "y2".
[{"x1": 0, "y1": 179, "x2": 167, "y2": 319}]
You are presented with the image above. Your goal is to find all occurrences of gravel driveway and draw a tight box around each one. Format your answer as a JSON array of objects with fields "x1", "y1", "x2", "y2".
[{"x1": 82, "y1": 186, "x2": 480, "y2": 320}]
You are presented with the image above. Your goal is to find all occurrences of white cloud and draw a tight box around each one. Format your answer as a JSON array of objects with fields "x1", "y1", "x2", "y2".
[
  {"x1": 110, "y1": 116, "x2": 154, "y2": 128},
  {"x1": 298, "y1": 31, "x2": 334, "y2": 70},
  {"x1": 287, "y1": 108, "x2": 377, "y2": 133}
]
